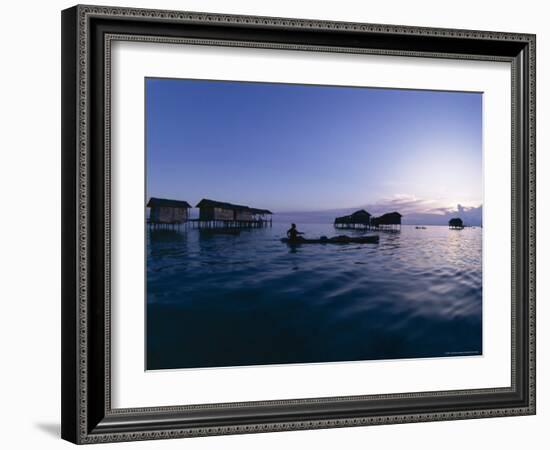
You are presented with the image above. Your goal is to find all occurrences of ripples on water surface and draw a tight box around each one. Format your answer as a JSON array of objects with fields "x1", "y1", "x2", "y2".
[{"x1": 146, "y1": 223, "x2": 482, "y2": 369}]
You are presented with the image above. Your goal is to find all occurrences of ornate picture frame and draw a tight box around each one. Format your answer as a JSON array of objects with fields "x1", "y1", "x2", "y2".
[{"x1": 61, "y1": 5, "x2": 535, "y2": 444}]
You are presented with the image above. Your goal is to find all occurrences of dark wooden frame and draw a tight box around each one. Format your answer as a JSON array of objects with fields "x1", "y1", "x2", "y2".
[{"x1": 61, "y1": 4, "x2": 536, "y2": 444}]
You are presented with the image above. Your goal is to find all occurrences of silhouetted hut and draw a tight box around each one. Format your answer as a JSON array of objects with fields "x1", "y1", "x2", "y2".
[
  {"x1": 334, "y1": 209, "x2": 372, "y2": 229},
  {"x1": 372, "y1": 212, "x2": 402, "y2": 230},
  {"x1": 449, "y1": 217, "x2": 464, "y2": 229},
  {"x1": 147, "y1": 198, "x2": 191, "y2": 226},
  {"x1": 196, "y1": 199, "x2": 248, "y2": 221},
  {"x1": 195, "y1": 199, "x2": 272, "y2": 228}
]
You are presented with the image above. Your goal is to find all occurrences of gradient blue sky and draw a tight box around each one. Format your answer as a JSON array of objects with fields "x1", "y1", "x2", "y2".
[{"x1": 146, "y1": 78, "x2": 482, "y2": 214}]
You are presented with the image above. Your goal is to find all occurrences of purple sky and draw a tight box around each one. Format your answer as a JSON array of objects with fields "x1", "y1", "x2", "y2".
[{"x1": 146, "y1": 78, "x2": 482, "y2": 222}]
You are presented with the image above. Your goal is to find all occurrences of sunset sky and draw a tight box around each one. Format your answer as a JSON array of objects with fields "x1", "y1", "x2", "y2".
[{"x1": 146, "y1": 78, "x2": 482, "y2": 220}]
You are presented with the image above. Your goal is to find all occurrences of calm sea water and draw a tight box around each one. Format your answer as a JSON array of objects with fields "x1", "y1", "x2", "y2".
[{"x1": 146, "y1": 223, "x2": 482, "y2": 370}]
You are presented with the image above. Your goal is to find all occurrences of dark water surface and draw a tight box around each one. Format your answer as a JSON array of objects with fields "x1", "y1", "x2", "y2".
[{"x1": 146, "y1": 223, "x2": 482, "y2": 370}]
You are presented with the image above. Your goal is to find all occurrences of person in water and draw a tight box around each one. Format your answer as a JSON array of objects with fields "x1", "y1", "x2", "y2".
[{"x1": 287, "y1": 223, "x2": 304, "y2": 241}]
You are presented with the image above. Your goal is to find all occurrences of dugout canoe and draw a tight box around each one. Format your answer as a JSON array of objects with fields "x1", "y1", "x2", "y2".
[{"x1": 281, "y1": 235, "x2": 379, "y2": 245}]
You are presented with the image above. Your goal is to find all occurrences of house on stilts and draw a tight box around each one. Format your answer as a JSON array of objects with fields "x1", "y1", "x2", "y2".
[
  {"x1": 334, "y1": 209, "x2": 372, "y2": 229},
  {"x1": 195, "y1": 199, "x2": 272, "y2": 228},
  {"x1": 371, "y1": 212, "x2": 402, "y2": 231},
  {"x1": 448, "y1": 217, "x2": 464, "y2": 229},
  {"x1": 334, "y1": 209, "x2": 402, "y2": 231},
  {"x1": 147, "y1": 198, "x2": 191, "y2": 228}
]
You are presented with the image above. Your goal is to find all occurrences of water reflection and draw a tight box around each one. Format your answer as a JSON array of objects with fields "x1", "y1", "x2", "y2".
[{"x1": 147, "y1": 223, "x2": 482, "y2": 370}]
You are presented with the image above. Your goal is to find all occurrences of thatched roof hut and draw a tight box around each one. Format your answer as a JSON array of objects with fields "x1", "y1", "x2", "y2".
[
  {"x1": 196, "y1": 199, "x2": 272, "y2": 221},
  {"x1": 147, "y1": 198, "x2": 191, "y2": 224},
  {"x1": 372, "y1": 211, "x2": 402, "y2": 226},
  {"x1": 334, "y1": 209, "x2": 371, "y2": 225},
  {"x1": 449, "y1": 217, "x2": 464, "y2": 229}
]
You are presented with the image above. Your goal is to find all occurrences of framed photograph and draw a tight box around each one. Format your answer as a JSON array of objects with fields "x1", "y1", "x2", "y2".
[{"x1": 61, "y1": 5, "x2": 536, "y2": 444}]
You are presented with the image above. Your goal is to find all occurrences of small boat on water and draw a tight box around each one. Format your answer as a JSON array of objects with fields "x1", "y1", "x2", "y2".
[{"x1": 281, "y1": 235, "x2": 379, "y2": 245}]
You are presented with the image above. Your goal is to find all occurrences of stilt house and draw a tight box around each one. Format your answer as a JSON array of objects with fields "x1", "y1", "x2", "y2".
[{"x1": 147, "y1": 198, "x2": 191, "y2": 224}]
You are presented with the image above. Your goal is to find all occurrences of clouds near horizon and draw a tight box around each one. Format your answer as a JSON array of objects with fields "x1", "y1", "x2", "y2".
[{"x1": 274, "y1": 196, "x2": 482, "y2": 226}]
